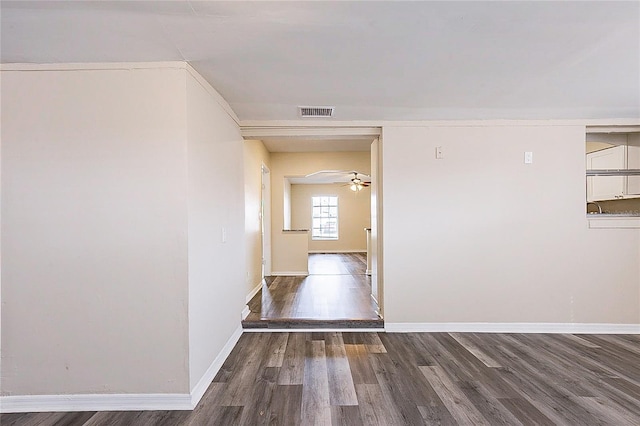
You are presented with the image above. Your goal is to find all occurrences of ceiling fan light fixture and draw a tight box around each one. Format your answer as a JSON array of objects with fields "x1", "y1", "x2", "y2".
[{"x1": 350, "y1": 182, "x2": 365, "y2": 192}]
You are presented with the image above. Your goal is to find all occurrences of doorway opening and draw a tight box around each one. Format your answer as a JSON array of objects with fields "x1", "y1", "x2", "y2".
[{"x1": 242, "y1": 128, "x2": 383, "y2": 329}]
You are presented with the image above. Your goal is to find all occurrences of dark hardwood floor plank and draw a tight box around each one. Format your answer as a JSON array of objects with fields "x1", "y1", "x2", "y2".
[
  {"x1": 267, "y1": 385, "x2": 303, "y2": 426},
  {"x1": 361, "y1": 332, "x2": 387, "y2": 354},
  {"x1": 419, "y1": 333, "x2": 518, "y2": 399},
  {"x1": 329, "y1": 405, "x2": 364, "y2": 426},
  {"x1": 420, "y1": 366, "x2": 490, "y2": 425},
  {"x1": 458, "y1": 380, "x2": 524, "y2": 425},
  {"x1": 324, "y1": 333, "x2": 358, "y2": 406},
  {"x1": 278, "y1": 332, "x2": 306, "y2": 385},
  {"x1": 344, "y1": 343, "x2": 378, "y2": 385},
  {"x1": 449, "y1": 332, "x2": 502, "y2": 368},
  {"x1": 265, "y1": 333, "x2": 289, "y2": 368},
  {"x1": 571, "y1": 395, "x2": 640, "y2": 426},
  {"x1": 369, "y1": 352, "x2": 430, "y2": 425},
  {"x1": 354, "y1": 383, "x2": 407, "y2": 426},
  {"x1": 205, "y1": 406, "x2": 243, "y2": 426},
  {"x1": 498, "y1": 397, "x2": 555, "y2": 426},
  {"x1": 0, "y1": 411, "x2": 97, "y2": 426},
  {"x1": 301, "y1": 340, "x2": 331, "y2": 425}
]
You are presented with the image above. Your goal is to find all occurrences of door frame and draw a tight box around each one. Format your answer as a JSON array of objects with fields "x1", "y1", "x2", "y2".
[
  {"x1": 261, "y1": 163, "x2": 272, "y2": 277},
  {"x1": 241, "y1": 126, "x2": 383, "y2": 314}
]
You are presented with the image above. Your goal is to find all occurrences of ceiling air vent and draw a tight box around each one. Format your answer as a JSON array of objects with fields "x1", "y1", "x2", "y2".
[{"x1": 299, "y1": 106, "x2": 334, "y2": 118}]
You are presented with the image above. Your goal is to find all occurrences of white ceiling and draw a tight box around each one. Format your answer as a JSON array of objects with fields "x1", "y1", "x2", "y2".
[{"x1": 2, "y1": 1, "x2": 639, "y2": 122}]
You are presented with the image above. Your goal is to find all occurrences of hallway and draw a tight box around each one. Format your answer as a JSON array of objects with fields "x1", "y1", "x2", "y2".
[{"x1": 242, "y1": 253, "x2": 382, "y2": 329}]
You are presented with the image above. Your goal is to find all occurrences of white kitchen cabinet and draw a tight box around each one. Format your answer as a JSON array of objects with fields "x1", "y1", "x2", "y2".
[{"x1": 586, "y1": 145, "x2": 640, "y2": 201}]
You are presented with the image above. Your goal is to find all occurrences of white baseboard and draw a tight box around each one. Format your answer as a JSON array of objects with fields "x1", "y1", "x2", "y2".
[
  {"x1": 246, "y1": 281, "x2": 263, "y2": 303},
  {"x1": 189, "y1": 325, "x2": 243, "y2": 407},
  {"x1": 241, "y1": 305, "x2": 251, "y2": 320},
  {"x1": 0, "y1": 326, "x2": 245, "y2": 414},
  {"x1": 308, "y1": 250, "x2": 366, "y2": 254},
  {"x1": 270, "y1": 271, "x2": 308, "y2": 276},
  {"x1": 384, "y1": 322, "x2": 640, "y2": 334},
  {"x1": 0, "y1": 393, "x2": 192, "y2": 413}
]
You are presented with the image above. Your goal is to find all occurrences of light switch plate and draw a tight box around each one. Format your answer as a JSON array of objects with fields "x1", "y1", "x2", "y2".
[
  {"x1": 436, "y1": 146, "x2": 443, "y2": 159},
  {"x1": 524, "y1": 151, "x2": 533, "y2": 164}
]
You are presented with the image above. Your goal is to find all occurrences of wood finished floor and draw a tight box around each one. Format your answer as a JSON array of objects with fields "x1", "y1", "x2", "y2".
[
  {"x1": 243, "y1": 253, "x2": 381, "y2": 329},
  {"x1": 3, "y1": 332, "x2": 639, "y2": 425}
]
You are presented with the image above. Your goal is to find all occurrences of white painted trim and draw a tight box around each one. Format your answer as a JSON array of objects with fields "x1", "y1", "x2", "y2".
[
  {"x1": 241, "y1": 305, "x2": 251, "y2": 320},
  {"x1": 384, "y1": 323, "x2": 640, "y2": 334},
  {"x1": 0, "y1": 61, "x2": 187, "y2": 71},
  {"x1": 240, "y1": 118, "x2": 640, "y2": 129},
  {"x1": 270, "y1": 271, "x2": 308, "y2": 276},
  {"x1": 246, "y1": 281, "x2": 263, "y2": 304},
  {"x1": 184, "y1": 63, "x2": 240, "y2": 125},
  {"x1": 0, "y1": 326, "x2": 245, "y2": 413},
  {"x1": 241, "y1": 126, "x2": 381, "y2": 139},
  {"x1": 189, "y1": 326, "x2": 243, "y2": 408},
  {"x1": 0, "y1": 393, "x2": 192, "y2": 413},
  {"x1": 243, "y1": 328, "x2": 385, "y2": 333},
  {"x1": 308, "y1": 250, "x2": 367, "y2": 254}
]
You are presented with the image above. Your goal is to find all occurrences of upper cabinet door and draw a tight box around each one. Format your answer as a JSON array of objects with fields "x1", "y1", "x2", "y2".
[
  {"x1": 627, "y1": 142, "x2": 640, "y2": 197},
  {"x1": 587, "y1": 145, "x2": 626, "y2": 201}
]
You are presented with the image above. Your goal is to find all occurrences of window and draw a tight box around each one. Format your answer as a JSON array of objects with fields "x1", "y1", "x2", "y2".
[{"x1": 312, "y1": 196, "x2": 338, "y2": 240}]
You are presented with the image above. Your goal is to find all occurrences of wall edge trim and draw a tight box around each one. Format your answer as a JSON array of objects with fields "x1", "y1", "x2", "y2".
[
  {"x1": 384, "y1": 322, "x2": 640, "y2": 334},
  {"x1": 189, "y1": 325, "x2": 243, "y2": 408}
]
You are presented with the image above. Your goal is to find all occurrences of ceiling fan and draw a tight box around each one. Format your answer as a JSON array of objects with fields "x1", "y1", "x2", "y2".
[
  {"x1": 304, "y1": 170, "x2": 371, "y2": 191},
  {"x1": 346, "y1": 171, "x2": 370, "y2": 192}
]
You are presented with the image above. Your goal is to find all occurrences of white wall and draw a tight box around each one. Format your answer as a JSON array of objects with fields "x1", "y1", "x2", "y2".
[
  {"x1": 291, "y1": 183, "x2": 370, "y2": 252},
  {"x1": 243, "y1": 140, "x2": 271, "y2": 296},
  {"x1": 1, "y1": 66, "x2": 190, "y2": 394},
  {"x1": 382, "y1": 125, "x2": 640, "y2": 325},
  {"x1": 185, "y1": 71, "x2": 245, "y2": 390},
  {"x1": 270, "y1": 152, "x2": 371, "y2": 272},
  {"x1": 1, "y1": 63, "x2": 246, "y2": 402}
]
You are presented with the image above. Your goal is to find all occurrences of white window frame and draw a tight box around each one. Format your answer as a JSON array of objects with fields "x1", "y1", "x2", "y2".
[{"x1": 311, "y1": 195, "x2": 339, "y2": 240}]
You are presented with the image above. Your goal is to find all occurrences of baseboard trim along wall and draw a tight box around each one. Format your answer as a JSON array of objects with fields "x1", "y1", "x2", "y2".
[
  {"x1": 269, "y1": 271, "x2": 308, "y2": 276},
  {"x1": 0, "y1": 326, "x2": 244, "y2": 414},
  {"x1": 384, "y1": 322, "x2": 640, "y2": 334},
  {"x1": 246, "y1": 280, "x2": 263, "y2": 303},
  {"x1": 0, "y1": 393, "x2": 193, "y2": 413},
  {"x1": 241, "y1": 305, "x2": 251, "y2": 320},
  {"x1": 189, "y1": 325, "x2": 243, "y2": 408}
]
